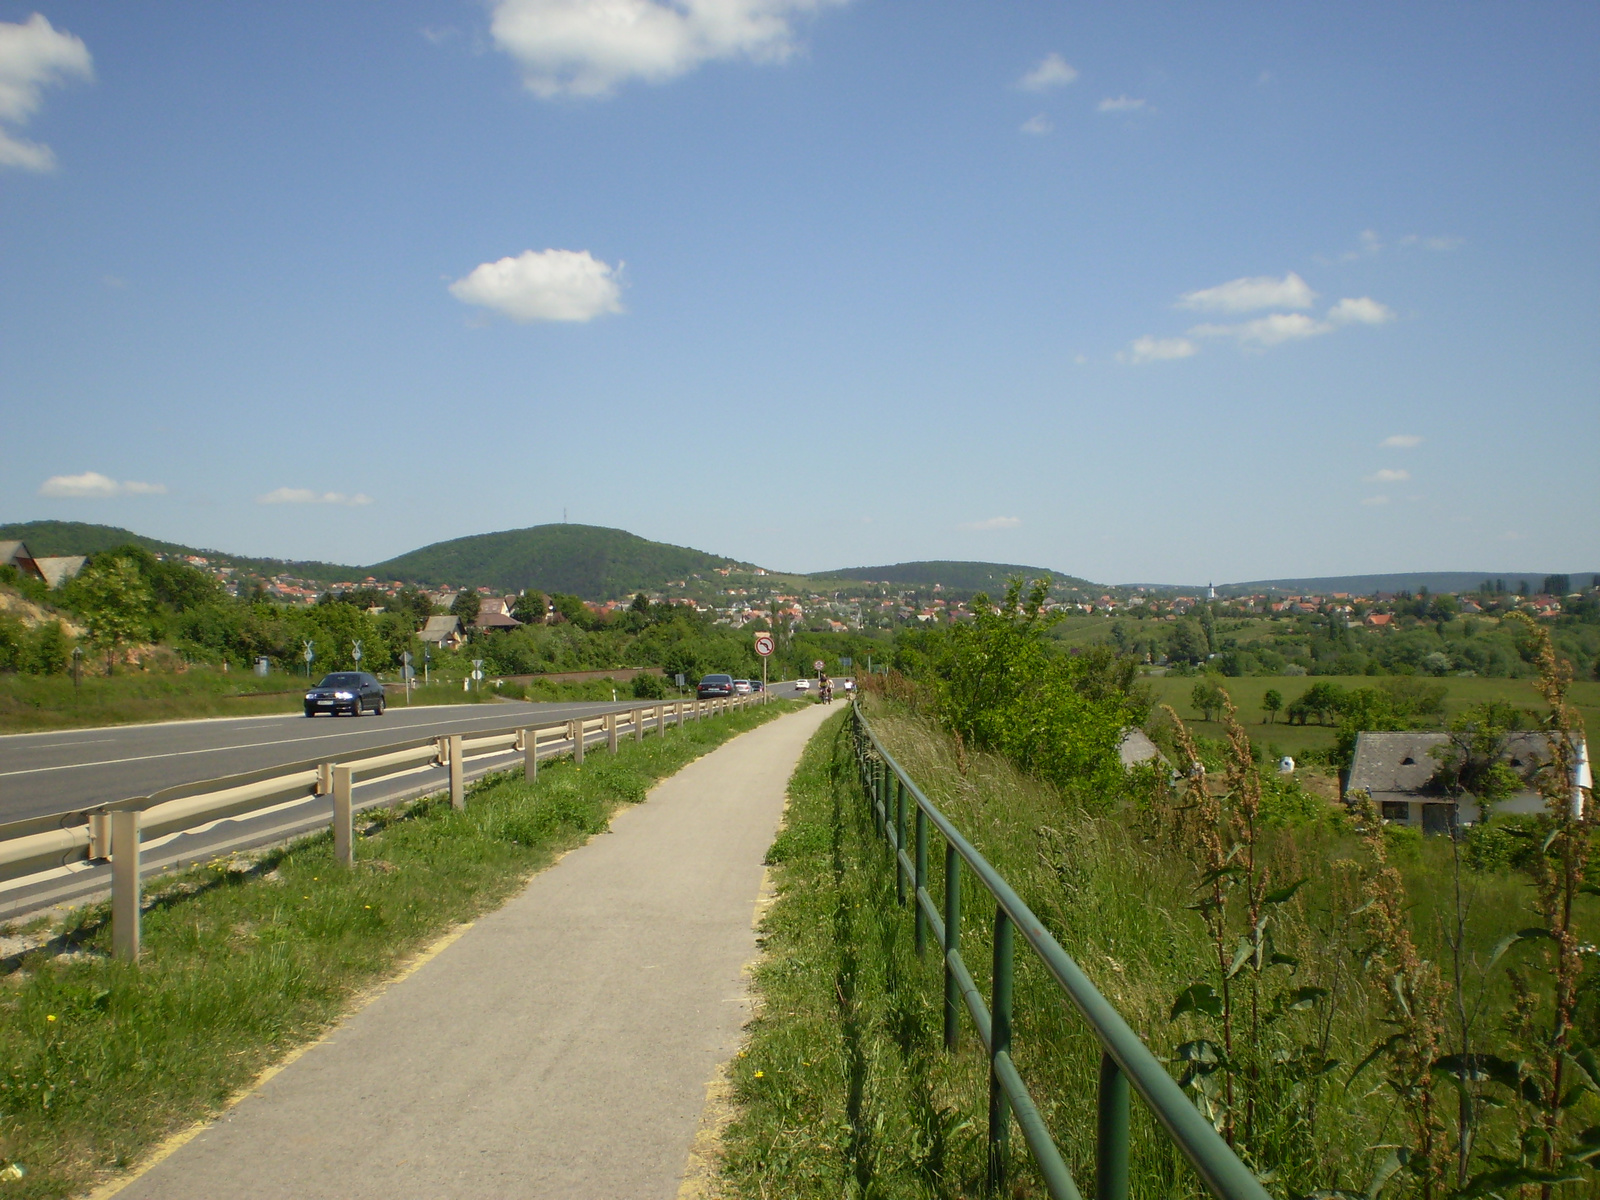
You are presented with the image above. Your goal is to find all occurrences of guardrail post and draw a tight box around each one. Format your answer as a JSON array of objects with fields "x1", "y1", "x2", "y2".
[
  {"x1": 988, "y1": 908, "x2": 1014, "y2": 1194},
  {"x1": 572, "y1": 720, "x2": 585, "y2": 764},
  {"x1": 332, "y1": 763, "x2": 354, "y2": 866},
  {"x1": 317, "y1": 761, "x2": 333, "y2": 795},
  {"x1": 449, "y1": 734, "x2": 465, "y2": 809},
  {"x1": 658, "y1": 704, "x2": 667, "y2": 735},
  {"x1": 632, "y1": 708, "x2": 643, "y2": 743},
  {"x1": 944, "y1": 844, "x2": 960, "y2": 1050},
  {"x1": 895, "y1": 775, "x2": 907, "y2": 905},
  {"x1": 675, "y1": 700, "x2": 683, "y2": 728},
  {"x1": 1098, "y1": 1051, "x2": 1131, "y2": 1200},
  {"x1": 88, "y1": 811, "x2": 111, "y2": 860},
  {"x1": 436, "y1": 735, "x2": 449, "y2": 766},
  {"x1": 112, "y1": 810, "x2": 141, "y2": 962},
  {"x1": 523, "y1": 729, "x2": 538, "y2": 781},
  {"x1": 607, "y1": 712, "x2": 618, "y2": 753},
  {"x1": 914, "y1": 809, "x2": 927, "y2": 950}
]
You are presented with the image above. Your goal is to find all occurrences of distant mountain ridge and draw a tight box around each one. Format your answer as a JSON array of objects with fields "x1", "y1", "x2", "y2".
[
  {"x1": 1210, "y1": 572, "x2": 1598, "y2": 597},
  {"x1": 0, "y1": 520, "x2": 353, "y2": 581},
  {"x1": 810, "y1": 560, "x2": 1094, "y2": 592}
]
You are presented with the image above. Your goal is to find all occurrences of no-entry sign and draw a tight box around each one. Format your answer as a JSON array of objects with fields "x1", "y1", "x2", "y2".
[
  {"x1": 813, "y1": 659, "x2": 825, "y2": 672},
  {"x1": 754, "y1": 634, "x2": 775, "y2": 657}
]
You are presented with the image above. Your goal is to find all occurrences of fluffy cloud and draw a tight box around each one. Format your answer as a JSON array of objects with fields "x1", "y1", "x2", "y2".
[
  {"x1": 1096, "y1": 95, "x2": 1146, "y2": 113},
  {"x1": 257, "y1": 488, "x2": 373, "y2": 507},
  {"x1": 449, "y1": 249, "x2": 624, "y2": 323},
  {"x1": 1120, "y1": 335, "x2": 1197, "y2": 364},
  {"x1": 1327, "y1": 296, "x2": 1395, "y2": 326},
  {"x1": 1019, "y1": 113, "x2": 1052, "y2": 135},
  {"x1": 1188, "y1": 296, "x2": 1393, "y2": 349},
  {"x1": 488, "y1": 0, "x2": 843, "y2": 98},
  {"x1": 38, "y1": 471, "x2": 164, "y2": 498},
  {"x1": 958, "y1": 516, "x2": 1021, "y2": 531},
  {"x1": 1364, "y1": 468, "x2": 1410, "y2": 483},
  {"x1": 1179, "y1": 272, "x2": 1316, "y2": 314},
  {"x1": 0, "y1": 14, "x2": 92, "y2": 172},
  {"x1": 1380, "y1": 434, "x2": 1423, "y2": 449},
  {"x1": 1017, "y1": 53, "x2": 1077, "y2": 92}
]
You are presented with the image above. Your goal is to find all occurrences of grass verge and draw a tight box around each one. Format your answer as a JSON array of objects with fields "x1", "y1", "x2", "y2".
[
  {"x1": 0, "y1": 699, "x2": 799, "y2": 1198},
  {"x1": 718, "y1": 701, "x2": 1562, "y2": 1200}
]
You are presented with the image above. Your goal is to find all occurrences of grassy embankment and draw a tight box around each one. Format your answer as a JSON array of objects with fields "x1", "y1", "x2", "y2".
[
  {"x1": 718, "y1": 700, "x2": 1570, "y2": 1199},
  {"x1": 0, "y1": 699, "x2": 799, "y2": 1198}
]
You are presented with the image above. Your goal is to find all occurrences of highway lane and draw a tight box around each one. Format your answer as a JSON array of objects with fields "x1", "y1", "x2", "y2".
[{"x1": 0, "y1": 683, "x2": 815, "y2": 826}]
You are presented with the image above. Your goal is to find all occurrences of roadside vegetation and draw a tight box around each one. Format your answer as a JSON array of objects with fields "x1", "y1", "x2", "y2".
[
  {"x1": 0, "y1": 699, "x2": 797, "y2": 1199},
  {"x1": 723, "y1": 585, "x2": 1596, "y2": 1199}
]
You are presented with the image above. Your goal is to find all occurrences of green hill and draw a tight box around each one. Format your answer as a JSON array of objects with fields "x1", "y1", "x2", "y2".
[
  {"x1": 809, "y1": 560, "x2": 1094, "y2": 594},
  {"x1": 369, "y1": 524, "x2": 750, "y2": 598},
  {"x1": 0, "y1": 520, "x2": 353, "y2": 582}
]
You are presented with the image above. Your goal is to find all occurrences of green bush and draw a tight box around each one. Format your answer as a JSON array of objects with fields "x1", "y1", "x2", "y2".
[{"x1": 631, "y1": 671, "x2": 668, "y2": 699}]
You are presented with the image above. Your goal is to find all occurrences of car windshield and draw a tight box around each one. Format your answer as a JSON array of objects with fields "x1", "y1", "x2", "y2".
[{"x1": 318, "y1": 673, "x2": 362, "y2": 687}]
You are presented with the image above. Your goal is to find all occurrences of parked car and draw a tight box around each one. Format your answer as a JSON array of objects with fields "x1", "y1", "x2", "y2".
[
  {"x1": 305, "y1": 671, "x2": 386, "y2": 717},
  {"x1": 733, "y1": 679, "x2": 753, "y2": 694},
  {"x1": 697, "y1": 673, "x2": 735, "y2": 699},
  {"x1": 794, "y1": 678, "x2": 811, "y2": 691}
]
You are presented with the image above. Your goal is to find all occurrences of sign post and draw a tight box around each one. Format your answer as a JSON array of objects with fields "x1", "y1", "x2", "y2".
[
  {"x1": 351, "y1": 639, "x2": 362, "y2": 669},
  {"x1": 472, "y1": 658, "x2": 485, "y2": 690},
  {"x1": 302, "y1": 640, "x2": 315, "y2": 681},
  {"x1": 401, "y1": 651, "x2": 414, "y2": 704},
  {"x1": 754, "y1": 632, "x2": 774, "y2": 698}
]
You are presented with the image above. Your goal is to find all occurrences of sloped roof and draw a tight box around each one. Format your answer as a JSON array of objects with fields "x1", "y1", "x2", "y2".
[
  {"x1": 1349, "y1": 730, "x2": 1552, "y2": 803},
  {"x1": 33, "y1": 556, "x2": 86, "y2": 588},
  {"x1": 0, "y1": 541, "x2": 31, "y2": 568},
  {"x1": 1118, "y1": 728, "x2": 1169, "y2": 769}
]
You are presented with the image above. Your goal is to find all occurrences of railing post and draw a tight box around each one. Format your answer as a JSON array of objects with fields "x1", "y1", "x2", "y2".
[
  {"x1": 988, "y1": 907, "x2": 1014, "y2": 1195},
  {"x1": 658, "y1": 704, "x2": 666, "y2": 735},
  {"x1": 449, "y1": 734, "x2": 465, "y2": 809},
  {"x1": 572, "y1": 720, "x2": 585, "y2": 764},
  {"x1": 675, "y1": 700, "x2": 683, "y2": 728},
  {"x1": 317, "y1": 761, "x2": 333, "y2": 795},
  {"x1": 607, "y1": 712, "x2": 618, "y2": 753},
  {"x1": 914, "y1": 805, "x2": 927, "y2": 955},
  {"x1": 633, "y1": 708, "x2": 644, "y2": 743},
  {"x1": 895, "y1": 775, "x2": 907, "y2": 905},
  {"x1": 111, "y1": 809, "x2": 141, "y2": 962},
  {"x1": 524, "y1": 729, "x2": 538, "y2": 781},
  {"x1": 1098, "y1": 1051, "x2": 1131, "y2": 1200},
  {"x1": 332, "y1": 763, "x2": 354, "y2": 866},
  {"x1": 88, "y1": 811, "x2": 111, "y2": 860},
  {"x1": 944, "y1": 843, "x2": 960, "y2": 1050}
]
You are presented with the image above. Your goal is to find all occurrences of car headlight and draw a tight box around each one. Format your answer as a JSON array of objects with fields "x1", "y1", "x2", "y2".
[
  {"x1": 305, "y1": 693, "x2": 317, "y2": 700},
  {"x1": 334, "y1": 690, "x2": 354, "y2": 699}
]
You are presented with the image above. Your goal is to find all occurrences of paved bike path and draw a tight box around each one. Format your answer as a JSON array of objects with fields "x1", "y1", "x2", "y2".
[{"x1": 113, "y1": 702, "x2": 836, "y2": 1200}]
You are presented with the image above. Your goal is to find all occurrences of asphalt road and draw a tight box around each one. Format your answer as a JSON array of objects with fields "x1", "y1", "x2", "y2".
[
  {"x1": 113, "y1": 700, "x2": 835, "y2": 1200},
  {"x1": 0, "y1": 683, "x2": 816, "y2": 826}
]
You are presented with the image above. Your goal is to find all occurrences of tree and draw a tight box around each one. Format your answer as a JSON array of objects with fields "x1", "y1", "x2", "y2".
[
  {"x1": 75, "y1": 555, "x2": 155, "y2": 673},
  {"x1": 1167, "y1": 619, "x2": 1207, "y2": 666},
  {"x1": 631, "y1": 592, "x2": 651, "y2": 615},
  {"x1": 1261, "y1": 688, "x2": 1283, "y2": 723},
  {"x1": 1190, "y1": 680, "x2": 1226, "y2": 722},
  {"x1": 1542, "y1": 574, "x2": 1570, "y2": 597},
  {"x1": 513, "y1": 590, "x2": 547, "y2": 625},
  {"x1": 451, "y1": 588, "x2": 481, "y2": 624}
]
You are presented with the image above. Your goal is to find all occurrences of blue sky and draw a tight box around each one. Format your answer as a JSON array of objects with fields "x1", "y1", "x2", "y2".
[{"x1": 2, "y1": 1, "x2": 1595, "y2": 584}]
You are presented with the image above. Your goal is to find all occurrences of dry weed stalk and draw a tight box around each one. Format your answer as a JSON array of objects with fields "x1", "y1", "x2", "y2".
[{"x1": 1352, "y1": 792, "x2": 1447, "y2": 1199}]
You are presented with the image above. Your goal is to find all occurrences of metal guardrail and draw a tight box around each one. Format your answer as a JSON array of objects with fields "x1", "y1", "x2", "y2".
[
  {"x1": 0, "y1": 695, "x2": 762, "y2": 958},
  {"x1": 849, "y1": 703, "x2": 1271, "y2": 1200}
]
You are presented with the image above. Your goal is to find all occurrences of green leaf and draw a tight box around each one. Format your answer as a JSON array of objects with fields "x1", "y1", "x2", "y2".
[
  {"x1": 1171, "y1": 983, "x2": 1224, "y2": 1021},
  {"x1": 1347, "y1": 1035, "x2": 1405, "y2": 1089},
  {"x1": 1285, "y1": 986, "x2": 1328, "y2": 1011},
  {"x1": 1264, "y1": 877, "x2": 1308, "y2": 906},
  {"x1": 1227, "y1": 939, "x2": 1253, "y2": 980},
  {"x1": 1363, "y1": 1147, "x2": 1407, "y2": 1200},
  {"x1": 1457, "y1": 1165, "x2": 1584, "y2": 1198},
  {"x1": 1488, "y1": 927, "x2": 1557, "y2": 971}
]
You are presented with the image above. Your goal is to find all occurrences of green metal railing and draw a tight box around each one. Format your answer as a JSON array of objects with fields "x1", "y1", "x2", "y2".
[{"x1": 849, "y1": 703, "x2": 1272, "y2": 1200}]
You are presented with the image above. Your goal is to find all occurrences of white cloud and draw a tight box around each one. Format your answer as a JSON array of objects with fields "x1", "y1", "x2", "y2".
[
  {"x1": 257, "y1": 488, "x2": 374, "y2": 507},
  {"x1": 449, "y1": 249, "x2": 624, "y2": 323},
  {"x1": 1018, "y1": 53, "x2": 1077, "y2": 92},
  {"x1": 1364, "y1": 468, "x2": 1410, "y2": 484},
  {"x1": 1096, "y1": 95, "x2": 1146, "y2": 113},
  {"x1": 1327, "y1": 296, "x2": 1395, "y2": 325},
  {"x1": 488, "y1": 0, "x2": 842, "y2": 98},
  {"x1": 1360, "y1": 495, "x2": 1390, "y2": 507},
  {"x1": 958, "y1": 516, "x2": 1021, "y2": 532},
  {"x1": 1191, "y1": 312, "x2": 1329, "y2": 347},
  {"x1": 1380, "y1": 434, "x2": 1423, "y2": 449},
  {"x1": 1019, "y1": 113, "x2": 1052, "y2": 135},
  {"x1": 0, "y1": 14, "x2": 92, "y2": 172},
  {"x1": 1119, "y1": 335, "x2": 1197, "y2": 364},
  {"x1": 1179, "y1": 272, "x2": 1316, "y2": 314},
  {"x1": 38, "y1": 471, "x2": 165, "y2": 498}
]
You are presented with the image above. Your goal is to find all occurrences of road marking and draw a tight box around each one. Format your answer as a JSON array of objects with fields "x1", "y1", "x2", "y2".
[{"x1": 0, "y1": 705, "x2": 633, "y2": 779}]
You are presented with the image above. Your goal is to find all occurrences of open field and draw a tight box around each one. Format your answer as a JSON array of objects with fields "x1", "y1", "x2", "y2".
[
  {"x1": 1143, "y1": 673, "x2": 1600, "y2": 758},
  {"x1": 0, "y1": 700, "x2": 798, "y2": 1199}
]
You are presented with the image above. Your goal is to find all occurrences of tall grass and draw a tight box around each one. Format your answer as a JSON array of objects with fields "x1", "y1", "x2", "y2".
[
  {"x1": 0, "y1": 700, "x2": 797, "y2": 1199},
  {"x1": 721, "y1": 694, "x2": 1591, "y2": 1199}
]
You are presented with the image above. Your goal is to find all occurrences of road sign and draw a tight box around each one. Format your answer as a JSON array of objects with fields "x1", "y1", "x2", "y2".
[
  {"x1": 840, "y1": 656, "x2": 852, "y2": 669},
  {"x1": 401, "y1": 651, "x2": 412, "y2": 666},
  {"x1": 754, "y1": 634, "x2": 775, "y2": 657},
  {"x1": 813, "y1": 659, "x2": 825, "y2": 672},
  {"x1": 401, "y1": 665, "x2": 415, "y2": 680},
  {"x1": 302, "y1": 641, "x2": 314, "y2": 662},
  {"x1": 471, "y1": 670, "x2": 484, "y2": 681},
  {"x1": 675, "y1": 673, "x2": 686, "y2": 688},
  {"x1": 352, "y1": 639, "x2": 363, "y2": 665}
]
